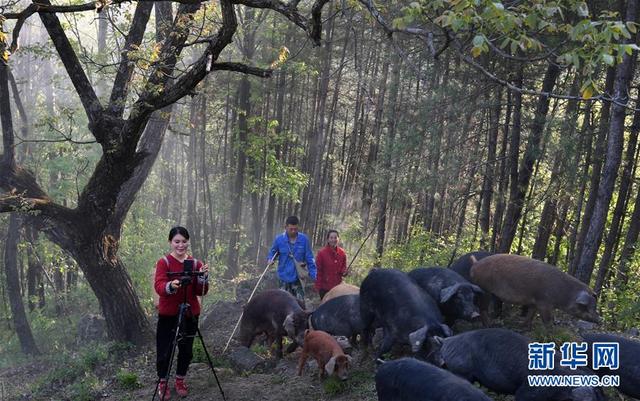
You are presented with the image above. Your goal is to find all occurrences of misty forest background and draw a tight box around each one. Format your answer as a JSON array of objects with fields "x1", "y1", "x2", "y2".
[{"x1": 0, "y1": 0, "x2": 640, "y2": 366}]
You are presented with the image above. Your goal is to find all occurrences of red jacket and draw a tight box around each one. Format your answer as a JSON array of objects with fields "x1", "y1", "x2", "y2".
[
  {"x1": 315, "y1": 245, "x2": 347, "y2": 291},
  {"x1": 154, "y1": 254, "x2": 209, "y2": 316}
]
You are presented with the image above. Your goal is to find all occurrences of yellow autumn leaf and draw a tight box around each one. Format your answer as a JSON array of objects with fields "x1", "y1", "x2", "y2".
[
  {"x1": 149, "y1": 43, "x2": 161, "y2": 63},
  {"x1": 471, "y1": 46, "x2": 482, "y2": 57},
  {"x1": 582, "y1": 85, "x2": 594, "y2": 99},
  {"x1": 270, "y1": 46, "x2": 290, "y2": 69}
]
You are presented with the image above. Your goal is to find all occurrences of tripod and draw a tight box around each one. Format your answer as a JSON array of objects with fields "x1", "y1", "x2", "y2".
[{"x1": 152, "y1": 273, "x2": 226, "y2": 401}]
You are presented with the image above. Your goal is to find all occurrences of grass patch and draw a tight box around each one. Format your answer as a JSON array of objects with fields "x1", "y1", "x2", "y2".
[
  {"x1": 29, "y1": 342, "x2": 124, "y2": 397},
  {"x1": 192, "y1": 340, "x2": 232, "y2": 369},
  {"x1": 530, "y1": 324, "x2": 578, "y2": 346},
  {"x1": 116, "y1": 369, "x2": 141, "y2": 389},
  {"x1": 269, "y1": 374, "x2": 287, "y2": 385},
  {"x1": 323, "y1": 376, "x2": 349, "y2": 396},
  {"x1": 68, "y1": 373, "x2": 99, "y2": 401},
  {"x1": 250, "y1": 343, "x2": 270, "y2": 356},
  {"x1": 323, "y1": 368, "x2": 375, "y2": 397}
]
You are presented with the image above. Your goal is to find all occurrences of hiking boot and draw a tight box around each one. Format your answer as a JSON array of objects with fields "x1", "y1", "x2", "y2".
[
  {"x1": 158, "y1": 380, "x2": 171, "y2": 400},
  {"x1": 175, "y1": 377, "x2": 189, "y2": 397}
]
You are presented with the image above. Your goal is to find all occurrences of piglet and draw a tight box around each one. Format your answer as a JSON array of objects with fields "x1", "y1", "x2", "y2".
[{"x1": 297, "y1": 329, "x2": 352, "y2": 380}]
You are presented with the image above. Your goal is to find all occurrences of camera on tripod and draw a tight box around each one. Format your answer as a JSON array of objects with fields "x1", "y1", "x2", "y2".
[{"x1": 167, "y1": 259, "x2": 206, "y2": 287}]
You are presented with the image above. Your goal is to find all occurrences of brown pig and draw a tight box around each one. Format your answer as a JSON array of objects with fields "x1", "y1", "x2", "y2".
[
  {"x1": 238, "y1": 289, "x2": 309, "y2": 358},
  {"x1": 470, "y1": 254, "x2": 601, "y2": 328},
  {"x1": 298, "y1": 330, "x2": 352, "y2": 380},
  {"x1": 321, "y1": 283, "x2": 359, "y2": 304}
]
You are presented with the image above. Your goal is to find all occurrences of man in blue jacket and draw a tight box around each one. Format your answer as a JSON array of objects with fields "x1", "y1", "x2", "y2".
[{"x1": 268, "y1": 215, "x2": 317, "y2": 303}]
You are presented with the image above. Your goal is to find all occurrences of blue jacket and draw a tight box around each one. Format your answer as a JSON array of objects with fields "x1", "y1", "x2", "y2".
[{"x1": 268, "y1": 232, "x2": 317, "y2": 283}]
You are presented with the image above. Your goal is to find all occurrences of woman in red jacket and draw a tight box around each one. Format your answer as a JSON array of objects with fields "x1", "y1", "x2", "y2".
[
  {"x1": 315, "y1": 230, "x2": 348, "y2": 299},
  {"x1": 154, "y1": 226, "x2": 209, "y2": 400}
]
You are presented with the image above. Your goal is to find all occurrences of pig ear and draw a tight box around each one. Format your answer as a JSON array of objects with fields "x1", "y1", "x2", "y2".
[
  {"x1": 576, "y1": 290, "x2": 593, "y2": 306},
  {"x1": 440, "y1": 324, "x2": 453, "y2": 337},
  {"x1": 409, "y1": 326, "x2": 428, "y2": 351},
  {"x1": 440, "y1": 284, "x2": 460, "y2": 303},
  {"x1": 470, "y1": 284, "x2": 484, "y2": 294},
  {"x1": 283, "y1": 313, "x2": 295, "y2": 336},
  {"x1": 325, "y1": 356, "x2": 336, "y2": 375}
]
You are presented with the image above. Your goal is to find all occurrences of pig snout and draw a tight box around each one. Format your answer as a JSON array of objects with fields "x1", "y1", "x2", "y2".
[
  {"x1": 336, "y1": 355, "x2": 351, "y2": 381},
  {"x1": 326, "y1": 354, "x2": 351, "y2": 381}
]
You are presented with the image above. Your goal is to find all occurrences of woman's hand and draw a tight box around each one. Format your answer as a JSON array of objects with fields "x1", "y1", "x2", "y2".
[
  {"x1": 201, "y1": 263, "x2": 209, "y2": 277},
  {"x1": 170, "y1": 279, "x2": 181, "y2": 290}
]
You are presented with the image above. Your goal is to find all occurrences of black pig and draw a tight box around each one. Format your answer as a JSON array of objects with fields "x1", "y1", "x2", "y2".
[
  {"x1": 310, "y1": 294, "x2": 362, "y2": 346},
  {"x1": 375, "y1": 357, "x2": 494, "y2": 401},
  {"x1": 360, "y1": 268, "x2": 452, "y2": 360},
  {"x1": 582, "y1": 332, "x2": 640, "y2": 399},
  {"x1": 408, "y1": 267, "x2": 483, "y2": 325},
  {"x1": 440, "y1": 328, "x2": 606, "y2": 401},
  {"x1": 449, "y1": 251, "x2": 494, "y2": 281}
]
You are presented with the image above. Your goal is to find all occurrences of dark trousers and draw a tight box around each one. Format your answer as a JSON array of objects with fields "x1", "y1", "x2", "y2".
[{"x1": 156, "y1": 314, "x2": 199, "y2": 378}]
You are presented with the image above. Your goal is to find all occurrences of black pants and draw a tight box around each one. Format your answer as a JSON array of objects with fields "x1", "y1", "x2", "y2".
[{"x1": 156, "y1": 314, "x2": 199, "y2": 378}]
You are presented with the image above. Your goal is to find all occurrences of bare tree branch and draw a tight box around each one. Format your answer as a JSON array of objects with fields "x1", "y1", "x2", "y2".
[
  {"x1": 107, "y1": 2, "x2": 154, "y2": 118},
  {"x1": 309, "y1": 0, "x2": 330, "y2": 43},
  {"x1": 212, "y1": 61, "x2": 272, "y2": 77},
  {"x1": 357, "y1": 0, "x2": 432, "y2": 38},
  {"x1": 3, "y1": 0, "x2": 201, "y2": 19},
  {"x1": 128, "y1": 0, "x2": 238, "y2": 120},
  {"x1": 0, "y1": 194, "x2": 51, "y2": 213},
  {"x1": 231, "y1": 0, "x2": 310, "y2": 41},
  {"x1": 0, "y1": 32, "x2": 15, "y2": 168},
  {"x1": 36, "y1": 0, "x2": 104, "y2": 135}
]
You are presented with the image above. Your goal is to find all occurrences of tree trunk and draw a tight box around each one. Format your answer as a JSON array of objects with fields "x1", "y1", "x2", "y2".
[
  {"x1": 532, "y1": 77, "x2": 580, "y2": 260},
  {"x1": 362, "y1": 52, "x2": 386, "y2": 230},
  {"x1": 479, "y1": 87, "x2": 501, "y2": 248},
  {"x1": 499, "y1": 63, "x2": 560, "y2": 253},
  {"x1": 594, "y1": 97, "x2": 640, "y2": 294},
  {"x1": 226, "y1": 75, "x2": 251, "y2": 277},
  {"x1": 497, "y1": 68, "x2": 523, "y2": 251},
  {"x1": 491, "y1": 90, "x2": 511, "y2": 251},
  {"x1": 575, "y1": 0, "x2": 638, "y2": 284},
  {"x1": 569, "y1": 68, "x2": 616, "y2": 274},
  {"x1": 615, "y1": 180, "x2": 640, "y2": 287},
  {"x1": 375, "y1": 52, "x2": 402, "y2": 261},
  {"x1": 4, "y1": 214, "x2": 39, "y2": 355}
]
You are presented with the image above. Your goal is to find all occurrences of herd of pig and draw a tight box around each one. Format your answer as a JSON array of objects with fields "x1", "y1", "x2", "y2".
[{"x1": 236, "y1": 252, "x2": 640, "y2": 401}]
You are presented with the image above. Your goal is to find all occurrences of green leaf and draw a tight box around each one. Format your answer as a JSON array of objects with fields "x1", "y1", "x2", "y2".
[
  {"x1": 472, "y1": 34, "x2": 485, "y2": 47},
  {"x1": 602, "y1": 53, "x2": 614, "y2": 65},
  {"x1": 576, "y1": 2, "x2": 589, "y2": 17}
]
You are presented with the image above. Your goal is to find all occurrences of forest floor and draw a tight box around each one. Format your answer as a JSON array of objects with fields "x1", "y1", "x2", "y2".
[{"x1": 1, "y1": 295, "x2": 637, "y2": 401}]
